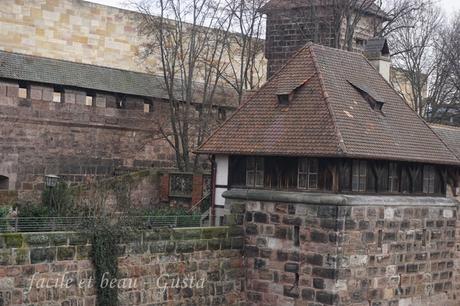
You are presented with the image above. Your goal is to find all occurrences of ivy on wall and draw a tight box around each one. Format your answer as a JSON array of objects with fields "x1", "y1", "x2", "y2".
[{"x1": 90, "y1": 219, "x2": 121, "y2": 306}]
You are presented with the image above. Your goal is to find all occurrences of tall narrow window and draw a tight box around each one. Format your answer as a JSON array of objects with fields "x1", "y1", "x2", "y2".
[
  {"x1": 18, "y1": 86, "x2": 28, "y2": 99},
  {"x1": 423, "y1": 165, "x2": 435, "y2": 194},
  {"x1": 85, "y1": 95, "x2": 93, "y2": 106},
  {"x1": 352, "y1": 160, "x2": 367, "y2": 192},
  {"x1": 53, "y1": 91, "x2": 62, "y2": 103},
  {"x1": 298, "y1": 158, "x2": 318, "y2": 189},
  {"x1": 340, "y1": 160, "x2": 352, "y2": 191},
  {"x1": 246, "y1": 157, "x2": 264, "y2": 188},
  {"x1": 388, "y1": 162, "x2": 399, "y2": 193},
  {"x1": 218, "y1": 108, "x2": 227, "y2": 121}
]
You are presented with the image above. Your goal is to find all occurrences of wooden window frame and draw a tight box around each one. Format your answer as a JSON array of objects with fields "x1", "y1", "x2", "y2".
[
  {"x1": 352, "y1": 160, "x2": 367, "y2": 192},
  {"x1": 388, "y1": 162, "x2": 400, "y2": 193},
  {"x1": 246, "y1": 157, "x2": 264, "y2": 188},
  {"x1": 423, "y1": 165, "x2": 436, "y2": 194},
  {"x1": 297, "y1": 158, "x2": 319, "y2": 190}
]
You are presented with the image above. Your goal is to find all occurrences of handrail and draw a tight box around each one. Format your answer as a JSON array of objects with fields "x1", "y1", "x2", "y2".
[
  {"x1": 188, "y1": 192, "x2": 211, "y2": 213},
  {"x1": 0, "y1": 215, "x2": 208, "y2": 233}
]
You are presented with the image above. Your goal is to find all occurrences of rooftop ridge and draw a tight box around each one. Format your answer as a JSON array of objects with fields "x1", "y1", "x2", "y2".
[{"x1": 309, "y1": 45, "x2": 346, "y2": 154}]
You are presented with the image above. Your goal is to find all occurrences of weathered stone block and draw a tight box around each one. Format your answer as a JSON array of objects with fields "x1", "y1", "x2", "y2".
[
  {"x1": 30, "y1": 247, "x2": 56, "y2": 263},
  {"x1": 57, "y1": 246, "x2": 75, "y2": 261},
  {"x1": 4, "y1": 234, "x2": 23, "y2": 248}
]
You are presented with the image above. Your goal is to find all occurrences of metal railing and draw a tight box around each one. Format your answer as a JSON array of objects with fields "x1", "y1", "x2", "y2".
[{"x1": 0, "y1": 215, "x2": 205, "y2": 233}]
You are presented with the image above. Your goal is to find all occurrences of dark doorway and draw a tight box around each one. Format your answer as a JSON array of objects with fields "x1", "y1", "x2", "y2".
[{"x1": 0, "y1": 176, "x2": 9, "y2": 190}]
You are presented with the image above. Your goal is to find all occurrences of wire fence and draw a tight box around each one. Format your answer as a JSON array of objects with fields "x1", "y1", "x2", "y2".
[{"x1": 0, "y1": 215, "x2": 207, "y2": 233}]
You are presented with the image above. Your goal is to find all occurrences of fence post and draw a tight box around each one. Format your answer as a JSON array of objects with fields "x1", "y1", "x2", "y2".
[{"x1": 15, "y1": 217, "x2": 18, "y2": 232}]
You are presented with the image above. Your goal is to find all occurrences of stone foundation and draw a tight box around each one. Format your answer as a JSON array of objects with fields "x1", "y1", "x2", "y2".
[{"x1": 225, "y1": 189, "x2": 458, "y2": 306}]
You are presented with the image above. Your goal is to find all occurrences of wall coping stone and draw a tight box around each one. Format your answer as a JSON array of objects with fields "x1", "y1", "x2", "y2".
[{"x1": 223, "y1": 189, "x2": 459, "y2": 207}]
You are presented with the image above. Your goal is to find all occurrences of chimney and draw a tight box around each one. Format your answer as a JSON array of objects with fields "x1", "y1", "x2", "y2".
[{"x1": 364, "y1": 38, "x2": 391, "y2": 82}]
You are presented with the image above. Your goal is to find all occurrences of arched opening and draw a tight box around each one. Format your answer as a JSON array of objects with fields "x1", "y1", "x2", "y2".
[{"x1": 0, "y1": 175, "x2": 9, "y2": 190}]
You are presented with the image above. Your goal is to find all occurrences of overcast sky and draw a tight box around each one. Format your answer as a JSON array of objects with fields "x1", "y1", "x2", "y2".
[{"x1": 88, "y1": 0, "x2": 460, "y2": 15}]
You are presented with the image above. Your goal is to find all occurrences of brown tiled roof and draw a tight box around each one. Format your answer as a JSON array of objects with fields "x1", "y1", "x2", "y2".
[
  {"x1": 197, "y1": 43, "x2": 460, "y2": 165},
  {"x1": 430, "y1": 124, "x2": 460, "y2": 160}
]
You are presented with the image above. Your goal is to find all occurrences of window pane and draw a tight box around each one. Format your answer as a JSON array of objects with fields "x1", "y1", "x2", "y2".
[
  {"x1": 299, "y1": 159, "x2": 307, "y2": 173},
  {"x1": 423, "y1": 165, "x2": 435, "y2": 194},
  {"x1": 256, "y1": 157, "x2": 264, "y2": 172},
  {"x1": 308, "y1": 174, "x2": 318, "y2": 189},
  {"x1": 298, "y1": 174, "x2": 307, "y2": 189},
  {"x1": 388, "y1": 163, "x2": 399, "y2": 192},
  {"x1": 360, "y1": 161, "x2": 367, "y2": 176},
  {"x1": 53, "y1": 92, "x2": 61, "y2": 103},
  {"x1": 309, "y1": 159, "x2": 318, "y2": 173},
  {"x1": 246, "y1": 171, "x2": 255, "y2": 187},
  {"x1": 19, "y1": 87, "x2": 27, "y2": 98},
  {"x1": 255, "y1": 171, "x2": 264, "y2": 187},
  {"x1": 85, "y1": 96, "x2": 93, "y2": 106},
  {"x1": 247, "y1": 157, "x2": 255, "y2": 171}
]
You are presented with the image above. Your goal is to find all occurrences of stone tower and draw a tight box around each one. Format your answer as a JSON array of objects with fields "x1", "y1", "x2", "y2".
[{"x1": 262, "y1": 0, "x2": 387, "y2": 77}]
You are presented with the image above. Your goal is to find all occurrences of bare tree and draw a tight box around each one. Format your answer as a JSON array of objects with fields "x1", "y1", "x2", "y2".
[
  {"x1": 390, "y1": 2, "x2": 442, "y2": 116},
  {"x1": 136, "y1": 0, "x2": 234, "y2": 171},
  {"x1": 278, "y1": 0, "x2": 429, "y2": 51},
  {"x1": 220, "y1": 0, "x2": 267, "y2": 104},
  {"x1": 426, "y1": 14, "x2": 460, "y2": 123}
]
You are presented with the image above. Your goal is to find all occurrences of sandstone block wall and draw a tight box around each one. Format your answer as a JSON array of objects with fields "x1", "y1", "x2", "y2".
[
  {"x1": 0, "y1": 0, "x2": 266, "y2": 86},
  {"x1": 1, "y1": 0, "x2": 151, "y2": 73},
  {"x1": 226, "y1": 192, "x2": 458, "y2": 306},
  {"x1": 0, "y1": 227, "x2": 245, "y2": 306}
]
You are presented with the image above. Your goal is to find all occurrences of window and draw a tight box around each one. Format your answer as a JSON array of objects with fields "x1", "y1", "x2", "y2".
[
  {"x1": 246, "y1": 157, "x2": 264, "y2": 187},
  {"x1": 423, "y1": 165, "x2": 435, "y2": 194},
  {"x1": 117, "y1": 95, "x2": 126, "y2": 109},
  {"x1": 388, "y1": 162, "x2": 399, "y2": 192},
  {"x1": 53, "y1": 92, "x2": 61, "y2": 103},
  {"x1": 218, "y1": 108, "x2": 227, "y2": 121},
  {"x1": 277, "y1": 94, "x2": 290, "y2": 106},
  {"x1": 18, "y1": 87, "x2": 28, "y2": 99},
  {"x1": 144, "y1": 103, "x2": 150, "y2": 113},
  {"x1": 339, "y1": 160, "x2": 352, "y2": 191},
  {"x1": 356, "y1": 38, "x2": 367, "y2": 48},
  {"x1": 298, "y1": 158, "x2": 318, "y2": 189},
  {"x1": 349, "y1": 81, "x2": 385, "y2": 112},
  {"x1": 85, "y1": 95, "x2": 93, "y2": 106},
  {"x1": 352, "y1": 160, "x2": 367, "y2": 192}
]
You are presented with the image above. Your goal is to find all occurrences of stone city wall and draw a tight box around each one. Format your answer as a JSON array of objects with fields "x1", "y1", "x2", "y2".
[
  {"x1": 0, "y1": 227, "x2": 245, "y2": 306},
  {"x1": 225, "y1": 190, "x2": 458, "y2": 306},
  {"x1": 0, "y1": 80, "x2": 175, "y2": 201}
]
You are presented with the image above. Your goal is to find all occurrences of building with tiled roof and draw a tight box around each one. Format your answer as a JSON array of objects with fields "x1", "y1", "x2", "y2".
[
  {"x1": 197, "y1": 42, "x2": 460, "y2": 219},
  {"x1": 196, "y1": 42, "x2": 460, "y2": 306}
]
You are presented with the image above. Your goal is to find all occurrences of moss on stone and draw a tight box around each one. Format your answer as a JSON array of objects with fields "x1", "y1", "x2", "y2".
[
  {"x1": 76, "y1": 245, "x2": 91, "y2": 260},
  {"x1": 4, "y1": 233, "x2": 23, "y2": 248},
  {"x1": 57, "y1": 246, "x2": 75, "y2": 261},
  {"x1": 68, "y1": 233, "x2": 88, "y2": 245},
  {"x1": 26, "y1": 234, "x2": 49, "y2": 246},
  {"x1": 202, "y1": 227, "x2": 228, "y2": 239},
  {"x1": 49, "y1": 233, "x2": 68, "y2": 246},
  {"x1": 14, "y1": 248, "x2": 29, "y2": 265},
  {"x1": 208, "y1": 239, "x2": 221, "y2": 250}
]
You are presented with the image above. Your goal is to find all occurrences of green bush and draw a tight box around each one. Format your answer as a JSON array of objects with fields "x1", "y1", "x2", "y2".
[
  {"x1": 42, "y1": 182, "x2": 75, "y2": 216},
  {"x1": 0, "y1": 206, "x2": 10, "y2": 232},
  {"x1": 16, "y1": 202, "x2": 56, "y2": 232}
]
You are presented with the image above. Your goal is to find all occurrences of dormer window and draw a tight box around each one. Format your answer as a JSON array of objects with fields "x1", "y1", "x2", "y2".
[
  {"x1": 277, "y1": 93, "x2": 290, "y2": 106},
  {"x1": 348, "y1": 80, "x2": 385, "y2": 112}
]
